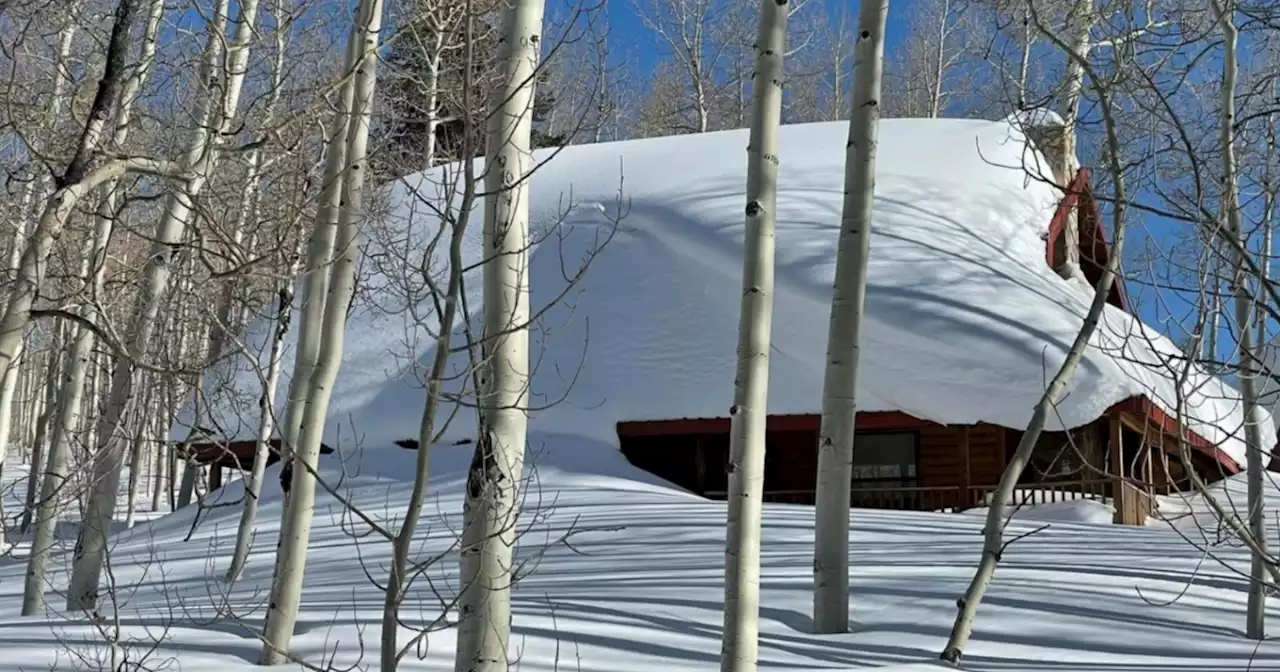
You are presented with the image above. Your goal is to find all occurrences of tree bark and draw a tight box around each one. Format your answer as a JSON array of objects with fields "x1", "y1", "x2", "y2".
[
  {"x1": 811, "y1": 0, "x2": 888, "y2": 635},
  {"x1": 1055, "y1": 1, "x2": 1092, "y2": 269},
  {"x1": 720, "y1": 0, "x2": 786, "y2": 669},
  {"x1": 1016, "y1": 6, "x2": 1032, "y2": 109},
  {"x1": 150, "y1": 417, "x2": 167, "y2": 512},
  {"x1": 259, "y1": 0, "x2": 382, "y2": 661},
  {"x1": 453, "y1": 0, "x2": 546, "y2": 667},
  {"x1": 927, "y1": 0, "x2": 949, "y2": 118}
]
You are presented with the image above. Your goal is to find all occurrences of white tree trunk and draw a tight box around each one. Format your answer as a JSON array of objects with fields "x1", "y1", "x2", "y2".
[
  {"x1": 68, "y1": 0, "x2": 261, "y2": 613},
  {"x1": 123, "y1": 380, "x2": 151, "y2": 529},
  {"x1": 939, "y1": 61, "x2": 1130, "y2": 661},
  {"x1": 453, "y1": 0, "x2": 544, "y2": 667},
  {"x1": 225, "y1": 12, "x2": 290, "y2": 581},
  {"x1": 22, "y1": 322, "x2": 88, "y2": 614},
  {"x1": 259, "y1": 0, "x2": 382, "y2": 661},
  {"x1": 57, "y1": 0, "x2": 163, "y2": 523},
  {"x1": 720, "y1": 0, "x2": 786, "y2": 669},
  {"x1": 150, "y1": 417, "x2": 167, "y2": 512},
  {"x1": 1016, "y1": 6, "x2": 1032, "y2": 108},
  {"x1": 226, "y1": 278, "x2": 291, "y2": 583},
  {"x1": 18, "y1": 347, "x2": 41, "y2": 533},
  {"x1": 0, "y1": 338, "x2": 21, "y2": 547},
  {"x1": 1216, "y1": 0, "x2": 1267, "y2": 639},
  {"x1": 811, "y1": 0, "x2": 887, "y2": 635},
  {"x1": 16, "y1": 348, "x2": 39, "y2": 456},
  {"x1": 1056, "y1": 3, "x2": 1093, "y2": 267},
  {"x1": 423, "y1": 31, "x2": 444, "y2": 166},
  {"x1": 927, "y1": 0, "x2": 949, "y2": 118},
  {"x1": 176, "y1": 456, "x2": 199, "y2": 508},
  {"x1": 695, "y1": 73, "x2": 710, "y2": 133},
  {"x1": 276, "y1": 17, "x2": 367, "y2": 474}
]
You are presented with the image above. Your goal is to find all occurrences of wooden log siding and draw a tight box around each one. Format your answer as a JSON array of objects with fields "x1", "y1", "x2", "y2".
[
  {"x1": 914, "y1": 424, "x2": 1004, "y2": 509},
  {"x1": 616, "y1": 408, "x2": 1218, "y2": 521}
]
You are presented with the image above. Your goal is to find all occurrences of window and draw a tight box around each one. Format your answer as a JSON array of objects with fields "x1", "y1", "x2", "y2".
[
  {"x1": 851, "y1": 432, "x2": 919, "y2": 509},
  {"x1": 852, "y1": 432, "x2": 919, "y2": 485}
]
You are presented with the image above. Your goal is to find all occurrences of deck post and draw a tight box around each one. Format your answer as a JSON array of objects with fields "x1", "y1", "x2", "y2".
[
  {"x1": 1109, "y1": 413, "x2": 1145, "y2": 525},
  {"x1": 210, "y1": 464, "x2": 223, "y2": 491},
  {"x1": 1109, "y1": 413, "x2": 1128, "y2": 524}
]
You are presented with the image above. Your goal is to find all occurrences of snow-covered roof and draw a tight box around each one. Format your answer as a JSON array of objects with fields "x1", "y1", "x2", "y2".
[{"x1": 178, "y1": 118, "x2": 1271, "y2": 467}]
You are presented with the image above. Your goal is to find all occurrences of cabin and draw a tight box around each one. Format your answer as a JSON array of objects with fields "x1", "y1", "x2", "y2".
[
  {"x1": 617, "y1": 400, "x2": 1236, "y2": 526},
  {"x1": 180, "y1": 438, "x2": 335, "y2": 491},
  {"x1": 612, "y1": 124, "x2": 1250, "y2": 527},
  {"x1": 178, "y1": 115, "x2": 1267, "y2": 528}
]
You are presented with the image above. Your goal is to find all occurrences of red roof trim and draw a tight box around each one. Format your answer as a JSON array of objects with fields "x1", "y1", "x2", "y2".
[
  {"x1": 1046, "y1": 168, "x2": 1130, "y2": 312},
  {"x1": 1108, "y1": 396, "x2": 1241, "y2": 473},
  {"x1": 618, "y1": 397, "x2": 1242, "y2": 475}
]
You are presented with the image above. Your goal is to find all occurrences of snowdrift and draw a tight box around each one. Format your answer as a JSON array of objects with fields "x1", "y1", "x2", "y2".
[
  {"x1": 177, "y1": 117, "x2": 1269, "y2": 467},
  {"x1": 5, "y1": 441, "x2": 1280, "y2": 671}
]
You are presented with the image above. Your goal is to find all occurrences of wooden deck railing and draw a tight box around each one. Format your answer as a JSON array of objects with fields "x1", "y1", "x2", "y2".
[{"x1": 705, "y1": 479, "x2": 1114, "y2": 513}]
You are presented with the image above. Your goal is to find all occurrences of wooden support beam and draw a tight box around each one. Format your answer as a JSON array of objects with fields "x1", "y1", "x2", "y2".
[
  {"x1": 1109, "y1": 412, "x2": 1149, "y2": 526},
  {"x1": 1110, "y1": 412, "x2": 1130, "y2": 525}
]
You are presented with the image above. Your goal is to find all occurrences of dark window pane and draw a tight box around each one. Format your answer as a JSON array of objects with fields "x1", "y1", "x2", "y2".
[{"x1": 851, "y1": 432, "x2": 918, "y2": 486}]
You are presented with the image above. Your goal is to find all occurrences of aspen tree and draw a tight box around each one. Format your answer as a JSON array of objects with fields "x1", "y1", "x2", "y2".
[
  {"x1": 1214, "y1": 0, "x2": 1268, "y2": 639},
  {"x1": 811, "y1": 0, "x2": 887, "y2": 635},
  {"x1": 259, "y1": 0, "x2": 383, "y2": 660},
  {"x1": 453, "y1": 0, "x2": 547, "y2": 666},
  {"x1": 227, "y1": 2, "x2": 293, "y2": 581},
  {"x1": 720, "y1": 0, "x2": 786, "y2": 667}
]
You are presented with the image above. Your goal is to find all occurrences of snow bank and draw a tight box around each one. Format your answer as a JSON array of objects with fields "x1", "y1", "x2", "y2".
[
  {"x1": 178, "y1": 118, "x2": 1269, "y2": 466},
  {"x1": 2, "y1": 441, "x2": 1277, "y2": 671},
  {"x1": 962, "y1": 498, "x2": 1117, "y2": 526}
]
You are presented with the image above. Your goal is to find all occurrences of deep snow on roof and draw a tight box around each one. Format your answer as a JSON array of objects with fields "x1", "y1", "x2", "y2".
[{"x1": 180, "y1": 117, "x2": 1270, "y2": 466}]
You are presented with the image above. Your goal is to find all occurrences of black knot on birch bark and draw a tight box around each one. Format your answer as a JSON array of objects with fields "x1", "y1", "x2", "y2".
[
  {"x1": 745, "y1": 200, "x2": 761, "y2": 216},
  {"x1": 775, "y1": 0, "x2": 787, "y2": 5},
  {"x1": 729, "y1": 404, "x2": 741, "y2": 415},
  {"x1": 860, "y1": 30, "x2": 871, "y2": 39}
]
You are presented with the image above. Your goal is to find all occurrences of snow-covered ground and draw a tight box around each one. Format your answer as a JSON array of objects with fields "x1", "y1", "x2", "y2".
[{"x1": 2, "y1": 442, "x2": 1280, "y2": 671}]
